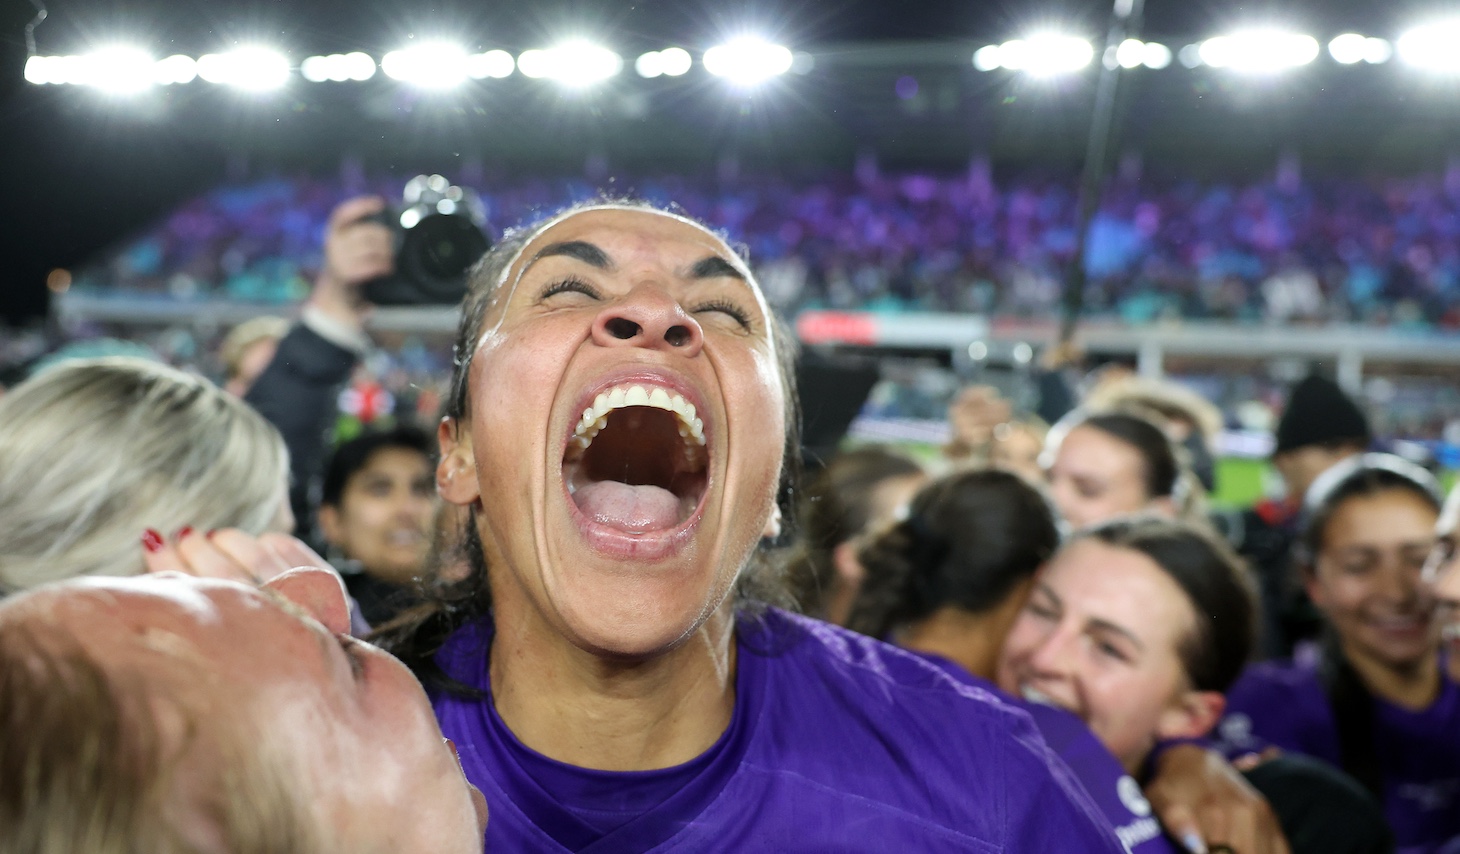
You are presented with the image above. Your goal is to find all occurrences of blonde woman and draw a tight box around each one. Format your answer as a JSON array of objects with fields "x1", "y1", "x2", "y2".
[{"x1": 0, "y1": 357, "x2": 292, "y2": 593}]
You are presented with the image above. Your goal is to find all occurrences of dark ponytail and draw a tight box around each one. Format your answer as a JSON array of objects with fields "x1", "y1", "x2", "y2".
[{"x1": 847, "y1": 469, "x2": 1060, "y2": 640}]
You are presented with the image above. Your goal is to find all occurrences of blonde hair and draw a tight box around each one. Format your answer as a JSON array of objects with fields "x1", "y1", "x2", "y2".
[
  {"x1": 0, "y1": 358, "x2": 289, "y2": 592},
  {"x1": 0, "y1": 620, "x2": 315, "y2": 853},
  {"x1": 219, "y1": 317, "x2": 289, "y2": 383}
]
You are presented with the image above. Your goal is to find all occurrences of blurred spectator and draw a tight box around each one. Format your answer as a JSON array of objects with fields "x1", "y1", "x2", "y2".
[
  {"x1": 1239, "y1": 374, "x2": 1372, "y2": 658},
  {"x1": 319, "y1": 426, "x2": 438, "y2": 627},
  {"x1": 218, "y1": 315, "x2": 289, "y2": 397}
]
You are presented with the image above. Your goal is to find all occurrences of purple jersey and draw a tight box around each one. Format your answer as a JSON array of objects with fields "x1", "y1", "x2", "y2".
[
  {"x1": 916, "y1": 652, "x2": 1179, "y2": 854},
  {"x1": 432, "y1": 608, "x2": 1126, "y2": 852},
  {"x1": 1216, "y1": 659, "x2": 1460, "y2": 853}
]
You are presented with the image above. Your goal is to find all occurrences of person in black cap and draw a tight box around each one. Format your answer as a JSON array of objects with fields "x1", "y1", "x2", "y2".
[{"x1": 1237, "y1": 374, "x2": 1372, "y2": 658}]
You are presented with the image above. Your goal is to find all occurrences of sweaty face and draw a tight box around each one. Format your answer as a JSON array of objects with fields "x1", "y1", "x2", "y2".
[
  {"x1": 12, "y1": 571, "x2": 486, "y2": 851},
  {"x1": 1306, "y1": 490, "x2": 1440, "y2": 672},
  {"x1": 1046, "y1": 425, "x2": 1163, "y2": 531},
  {"x1": 996, "y1": 538, "x2": 1200, "y2": 773},
  {"x1": 320, "y1": 447, "x2": 436, "y2": 585},
  {"x1": 440, "y1": 208, "x2": 786, "y2": 658}
]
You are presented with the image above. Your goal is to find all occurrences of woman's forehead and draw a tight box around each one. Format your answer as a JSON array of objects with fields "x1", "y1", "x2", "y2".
[{"x1": 499, "y1": 206, "x2": 751, "y2": 290}]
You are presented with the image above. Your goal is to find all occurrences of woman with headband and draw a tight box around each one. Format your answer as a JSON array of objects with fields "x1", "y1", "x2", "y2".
[{"x1": 1216, "y1": 454, "x2": 1460, "y2": 852}]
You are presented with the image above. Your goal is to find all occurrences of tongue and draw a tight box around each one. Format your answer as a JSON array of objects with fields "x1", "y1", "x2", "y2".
[{"x1": 573, "y1": 481, "x2": 682, "y2": 532}]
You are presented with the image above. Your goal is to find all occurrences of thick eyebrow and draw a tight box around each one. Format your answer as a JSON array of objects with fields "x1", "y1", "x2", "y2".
[
  {"x1": 528, "y1": 240, "x2": 615, "y2": 271},
  {"x1": 685, "y1": 255, "x2": 746, "y2": 281}
]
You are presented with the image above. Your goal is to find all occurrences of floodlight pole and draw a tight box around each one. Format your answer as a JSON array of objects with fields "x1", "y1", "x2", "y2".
[{"x1": 1059, "y1": 0, "x2": 1146, "y2": 345}]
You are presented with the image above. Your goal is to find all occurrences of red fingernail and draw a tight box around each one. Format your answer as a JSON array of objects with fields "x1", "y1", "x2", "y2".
[
  {"x1": 142, "y1": 529, "x2": 165, "y2": 553},
  {"x1": 175, "y1": 526, "x2": 194, "y2": 541}
]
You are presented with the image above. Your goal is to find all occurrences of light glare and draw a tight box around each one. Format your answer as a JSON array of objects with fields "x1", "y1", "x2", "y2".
[
  {"x1": 703, "y1": 39, "x2": 793, "y2": 85},
  {"x1": 517, "y1": 42, "x2": 622, "y2": 85},
  {"x1": 382, "y1": 43, "x2": 469, "y2": 89},
  {"x1": 153, "y1": 54, "x2": 198, "y2": 84},
  {"x1": 465, "y1": 50, "x2": 514, "y2": 79},
  {"x1": 1198, "y1": 31, "x2": 1319, "y2": 72},
  {"x1": 86, "y1": 47, "x2": 156, "y2": 93},
  {"x1": 197, "y1": 47, "x2": 290, "y2": 90},
  {"x1": 1398, "y1": 20, "x2": 1460, "y2": 72},
  {"x1": 987, "y1": 35, "x2": 1093, "y2": 76}
]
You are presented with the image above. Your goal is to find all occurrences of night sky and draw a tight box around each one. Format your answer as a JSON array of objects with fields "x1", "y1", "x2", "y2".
[{"x1": 0, "y1": 0, "x2": 1450, "y2": 323}]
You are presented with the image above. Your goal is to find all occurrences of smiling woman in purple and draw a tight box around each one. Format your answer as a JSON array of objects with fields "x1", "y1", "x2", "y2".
[
  {"x1": 385, "y1": 202, "x2": 1123, "y2": 852},
  {"x1": 1216, "y1": 454, "x2": 1460, "y2": 853}
]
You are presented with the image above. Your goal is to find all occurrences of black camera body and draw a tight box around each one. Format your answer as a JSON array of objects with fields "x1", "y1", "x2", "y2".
[{"x1": 361, "y1": 175, "x2": 492, "y2": 306}]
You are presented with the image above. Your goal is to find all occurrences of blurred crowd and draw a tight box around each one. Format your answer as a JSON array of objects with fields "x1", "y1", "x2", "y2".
[
  {"x1": 69, "y1": 168, "x2": 1460, "y2": 328},
  {"x1": 2, "y1": 194, "x2": 1458, "y2": 854}
]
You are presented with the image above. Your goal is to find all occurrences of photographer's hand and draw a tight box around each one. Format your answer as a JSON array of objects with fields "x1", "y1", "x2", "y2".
[{"x1": 309, "y1": 195, "x2": 394, "y2": 333}]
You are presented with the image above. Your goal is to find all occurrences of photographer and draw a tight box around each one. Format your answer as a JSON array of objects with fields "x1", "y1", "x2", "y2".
[{"x1": 244, "y1": 196, "x2": 392, "y2": 536}]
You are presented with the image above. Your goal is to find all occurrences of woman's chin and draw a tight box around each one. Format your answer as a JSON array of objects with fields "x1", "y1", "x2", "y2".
[{"x1": 548, "y1": 580, "x2": 728, "y2": 661}]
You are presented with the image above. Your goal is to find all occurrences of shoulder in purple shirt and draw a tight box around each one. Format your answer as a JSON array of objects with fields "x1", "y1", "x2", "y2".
[
  {"x1": 1217, "y1": 658, "x2": 1460, "y2": 853},
  {"x1": 432, "y1": 608, "x2": 1127, "y2": 853},
  {"x1": 914, "y1": 651, "x2": 1179, "y2": 854}
]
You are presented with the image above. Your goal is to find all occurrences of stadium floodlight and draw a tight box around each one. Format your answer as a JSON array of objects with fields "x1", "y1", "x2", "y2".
[
  {"x1": 974, "y1": 35, "x2": 1093, "y2": 75},
  {"x1": 1142, "y1": 42, "x2": 1173, "y2": 69},
  {"x1": 1113, "y1": 39, "x2": 1172, "y2": 70},
  {"x1": 465, "y1": 50, "x2": 514, "y2": 79},
  {"x1": 197, "y1": 47, "x2": 290, "y2": 90},
  {"x1": 153, "y1": 54, "x2": 198, "y2": 85},
  {"x1": 1197, "y1": 31, "x2": 1320, "y2": 72},
  {"x1": 382, "y1": 42, "x2": 470, "y2": 89},
  {"x1": 1398, "y1": 20, "x2": 1460, "y2": 72},
  {"x1": 703, "y1": 38, "x2": 793, "y2": 85},
  {"x1": 517, "y1": 41, "x2": 623, "y2": 86},
  {"x1": 635, "y1": 47, "x2": 693, "y2": 78},
  {"x1": 302, "y1": 52, "x2": 377, "y2": 83},
  {"x1": 1328, "y1": 33, "x2": 1391, "y2": 65},
  {"x1": 83, "y1": 46, "x2": 156, "y2": 93}
]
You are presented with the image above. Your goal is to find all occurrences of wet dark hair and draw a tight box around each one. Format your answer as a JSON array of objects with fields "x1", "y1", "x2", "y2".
[
  {"x1": 377, "y1": 200, "x2": 803, "y2": 691},
  {"x1": 1075, "y1": 412, "x2": 1181, "y2": 501},
  {"x1": 783, "y1": 447, "x2": 924, "y2": 618},
  {"x1": 1294, "y1": 453, "x2": 1442, "y2": 799},
  {"x1": 846, "y1": 469, "x2": 1060, "y2": 641},
  {"x1": 1078, "y1": 517, "x2": 1256, "y2": 694},
  {"x1": 320, "y1": 425, "x2": 435, "y2": 509}
]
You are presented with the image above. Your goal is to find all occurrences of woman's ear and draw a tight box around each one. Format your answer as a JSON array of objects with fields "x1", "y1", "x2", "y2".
[
  {"x1": 437, "y1": 417, "x2": 481, "y2": 506},
  {"x1": 1156, "y1": 690, "x2": 1227, "y2": 741}
]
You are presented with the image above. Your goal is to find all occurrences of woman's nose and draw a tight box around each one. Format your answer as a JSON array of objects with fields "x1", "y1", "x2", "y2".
[{"x1": 590, "y1": 288, "x2": 704, "y2": 356}]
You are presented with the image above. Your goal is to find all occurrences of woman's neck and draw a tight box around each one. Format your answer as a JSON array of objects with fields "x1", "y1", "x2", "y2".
[
  {"x1": 488, "y1": 599, "x2": 738, "y2": 772},
  {"x1": 897, "y1": 599, "x2": 1023, "y2": 681},
  {"x1": 1341, "y1": 640, "x2": 1441, "y2": 711}
]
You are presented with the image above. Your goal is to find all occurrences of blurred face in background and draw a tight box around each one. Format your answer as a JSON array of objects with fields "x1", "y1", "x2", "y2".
[
  {"x1": 995, "y1": 538, "x2": 1215, "y2": 773},
  {"x1": 320, "y1": 447, "x2": 436, "y2": 585},
  {"x1": 1306, "y1": 489, "x2": 1439, "y2": 675},
  {"x1": 1045, "y1": 424, "x2": 1171, "y2": 531}
]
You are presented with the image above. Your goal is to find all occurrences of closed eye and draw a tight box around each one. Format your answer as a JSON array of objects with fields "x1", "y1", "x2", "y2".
[
  {"x1": 691, "y1": 298, "x2": 753, "y2": 330},
  {"x1": 538, "y1": 276, "x2": 601, "y2": 303}
]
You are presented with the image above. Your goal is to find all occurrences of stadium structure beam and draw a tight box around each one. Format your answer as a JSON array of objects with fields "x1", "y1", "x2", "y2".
[{"x1": 1060, "y1": 0, "x2": 1146, "y2": 345}]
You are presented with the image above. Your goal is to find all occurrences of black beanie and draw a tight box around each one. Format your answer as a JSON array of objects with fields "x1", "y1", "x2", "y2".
[{"x1": 1273, "y1": 375, "x2": 1371, "y2": 456}]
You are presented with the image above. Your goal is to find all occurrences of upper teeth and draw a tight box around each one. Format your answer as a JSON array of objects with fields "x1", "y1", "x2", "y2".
[{"x1": 570, "y1": 384, "x2": 706, "y2": 452}]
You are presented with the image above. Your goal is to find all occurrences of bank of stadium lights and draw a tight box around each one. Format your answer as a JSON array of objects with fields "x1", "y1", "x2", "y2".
[
  {"x1": 1188, "y1": 31, "x2": 1320, "y2": 72},
  {"x1": 635, "y1": 47, "x2": 692, "y2": 78},
  {"x1": 301, "y1": 52, "x2": 377, "y2": 83},
  {"x1": 517, "y1": 41, "x2": 623, "y2": 86},
  {"x1": 702, "y1": 39, "x2": 794, "y2": 85},
  {"x1": 196, "y1": 48, "x2": 291, "y2": 90},
  {"x1": 972, "y1": 35, "x2": 1095, "y2": 75},
  {"x1": 26, "y1": 47, "x2": 196, "y2": 90},
  {"x1": 1398, "y1": 19, "x2": 1460, "y2": 72},
  {"x1": 1328, "y1": 34, "x2": 1392, "y2": 66}
]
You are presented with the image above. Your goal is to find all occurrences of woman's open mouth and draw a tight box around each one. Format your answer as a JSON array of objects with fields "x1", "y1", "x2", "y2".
[{"x1": 561, "y1": 382, "x2": 710, "y2": 548}]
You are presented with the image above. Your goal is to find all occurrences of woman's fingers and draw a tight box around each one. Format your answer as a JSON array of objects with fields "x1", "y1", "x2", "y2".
[
  {"x1": 259, "y1": 533, "x2": 338, "y2": 580},
  {"x1": 207, "y1": 529, "x2": 295, "y2": 583}
]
